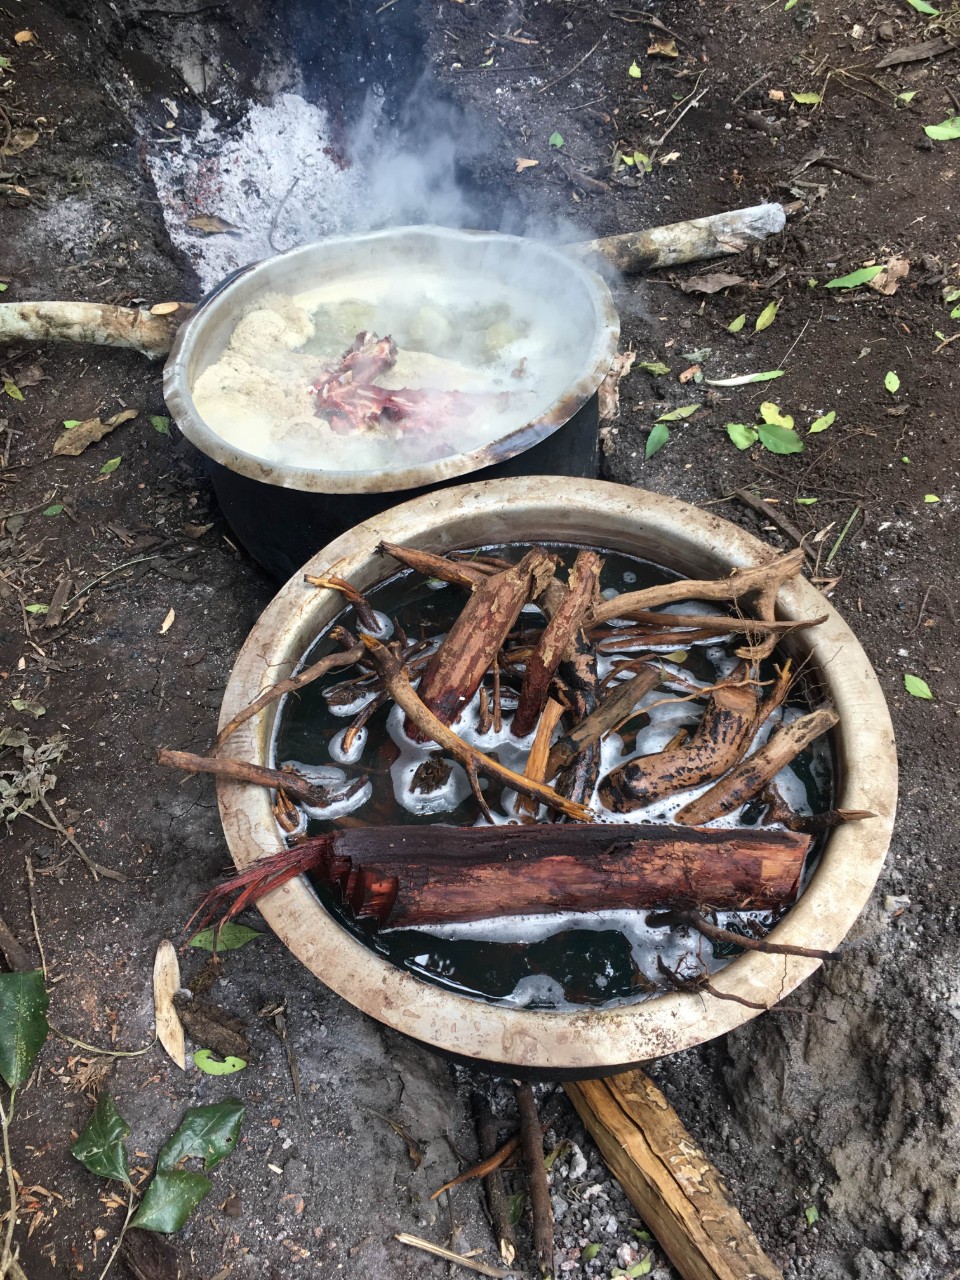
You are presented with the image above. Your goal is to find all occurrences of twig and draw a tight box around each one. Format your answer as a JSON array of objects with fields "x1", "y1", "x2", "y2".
[
  {"x1": 515, "y1": 1085, "x2": 554, "y2": 1278},
  {"x1": 471, "y1": 1092, "x2": 517, "y2": 1268},
  {"x1": 97, "y1": 1186, "x2": 136, "y2": 1280},
  {"x1": 824, "y1": 504, "x2": 861, "y2": 567},
  {"x1": 47, "y1": 1026, "x2": 156, "y2": 1058},
  {"x1": 933, "y1": 332, "x2": 960, "y2": 354},
  {"x1": 733, "y1": 488, "x2": 816, "y2": 562},
  {"x1": 273, "y1": 1004, "x2": 305, "y2": 1122},
  {"x1": 395, "y1": 1233, "x2": 520, "y2": 1278},
  {"x1": 304, "y1": 574, "x2": 380, "y2": 633},
  {"x1": 732, "y1": 70, "x2": 773, "y2": 104},
  {"x1": 652, "y1": 83, "x2": 709, "y2": 150},
  {"x1": 158, "y1": 748, "x2": 365, "y2": 809},
  {"x1": 811, "y1": 156, "x2": 877, "y2": 185},
  {"x1": 62, "y1": 554, "x2": 164, "y2": 610},
  {"x1": 432, "y1": 1136, "x2": 521, "y2": 1200},
  {"x1": 650, "y1": 909, "x2": 834, "y2": 960},
  {"x1": 268, "y1": 175, "x2": 301, "y2": 253},
  {"x1": 1, "y1": 1088, "x2": 20, "y2": 1280},
  {"x1": 910, "y1": 582, "x2": 956, "y2": 633},
  {"x1": 536, "y1": 35, "x2": 602, "y2": 94},
  {"x1": 23, "y1": 855, "x2": 46, "y2": 979},
  {"x1": 26, "y1": 797, "x2": 126, "y2": 882}
]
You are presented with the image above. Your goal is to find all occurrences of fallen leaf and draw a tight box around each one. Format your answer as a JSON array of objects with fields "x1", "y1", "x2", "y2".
[
  {"x1": 154, "y1": 940, "x2": 186, "y2": 1070},
  {"x1": 924, "y1": 493, "x2": 940, "y2": 503},
  {"x1": 194, "y1": 1051, "x2": 246, "y2": 1076},
  {"x1": 755, "y1": 299, "x2": 780, "y2": 332},
  {"x1": 758, "y1": 423, "x2": 804, "y2": 454},
  {"x1": 183, "y1": 521, "x2": 214, "y2": 539},
  {"x1": 791, "y1": 91, "x2": 822, "y2": 105},
  {"x1": 548, "y1": 131, "x2": 564, "y2": 148},
  {"x1": 150, "y1": 301, "x2": 182, "y2": 316},
  {"x1": 884, "y1": 370, "x2": 901, "y2": 394},
  {"x1": 657, "y1": 403, "x2": 700, "y2": 421},
  {"x1": 515, "y1": 157, "x2": 539, "y2": 172},
  {"x1": 637, "y1": 360, "x2": 671, "y2": 376},
  {"x1": 726, "y1": 423, "x2": 758, "y2": 450},
  {"x1": 2, "y1": 381, "x2": 24, "y2": 401},
  {"x1": 679, "y1": 272, "x2": 745, "y2": 294},
  {"x1": 705, "y1": 370, "x2": 785, "y2": 386},
  {"x1": 727, "y1": 313, "x2": 747, "y2": 333},
  {"x1": 1, "y1": 128, "x2": 39, "y2": 156},
  {"x1": 825, "y1": 264, "x2": 885, "y2": 289},
  {"x1": 628, "y1": 61, "x2": 642, "y2": 77},
  {"x1": 160, "y1": 608, "x2": 175, "y2": 635},
  {"x1": 678, "y1": 365, "x2": 701, "y2": 383},
  {"x1": 52, "y1": 409, "x2": 138, "y2": 457},
  {"x1": 759, "y1": 401, "x2": 794, "y2": 429},
  {"x1": 906, "y1": 0, "x2": 940, "y2": 13},
  {"x1": 14, "y1": 30, "x2": 36, "y2": 44},
  {"x1": 796, "y1": 496, "x2": 818, "y2": 504},
  {"x1": 645, "y1": 423, "x2": 670, "y2": 457},
  {"x1": 151, "y1": 415, "x2": 171, "y2": 435},
  {"x1": 903, "y1": 673, "x2": 933, "y2": 699},
  {"x1": 11, "y1": 698, "x2": 45, "y2": 717},
  {"x1": 598, "y1": 350, "x2": 637, "y2": 421},
  {"x1": 186, "y1": 214, "x2": 242, "y2": 235},
  {"x1": 924, "y1": 116, "x2": 960, "y2": 141},
  {"x1": 647, "y1": 38, "x2": 678, "y2": 57},
  {"x1": 768, "y1": 88, "x2": 785, "y2": 102},
  {"x1": 808, "y1": 410, "x2": 836, "y2": 433},
  {"x1": 15, "y1": 364, "x2": 43, "y2": 387},
  {"x1": 659, "y1": 150, "x2": 680, "y2": 165},
  {"x1": 42, "y1": 504, "x2": 63, "y2": 516},
  {"x1": 867, "y1": 257, "x2": 910, "y2": 295},
  {"x1": 100, "y1": 456, "x2": 122, "y2": 475}
]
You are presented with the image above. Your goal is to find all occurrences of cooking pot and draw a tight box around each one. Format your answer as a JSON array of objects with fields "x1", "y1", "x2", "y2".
[
  {"x1": 214, "y1": 477, "x2": 898, "y2": 1078},
  {"x1": 163, "y1": 226, "x2": 620, "y2": 578}
]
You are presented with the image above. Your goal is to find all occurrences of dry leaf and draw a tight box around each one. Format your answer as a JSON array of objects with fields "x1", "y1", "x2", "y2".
[
  {"x1": 160, "y1": 608, "x2": 175, "y2": 635},
  {"x1": 647, "y1": 37, "x2": 678, "y2": 57},
  {"x1": 14, "y1": 29, "x2": 36, "y2": 44},
  {"x1": 153, "y1": 940, "x2": 185, "y2": 1070},
  {"x1": 679, "y1": 272, "x2": 746, "y2": 294},
  {"x1": 183, "y1": 522, "x2": 214, "y2": 539},
  {"x1": 515, "y1": 157, "x2": 539, "y2": 172},
  {"x1": 659, "y1": 150, "x2": 680, "y2": 165},
  {"x1": 51, "y1": 408, "x2": 138, "y2": 457},
  {"x1": 679, "y1": 364, "x2": 701, "y2": 383},
  {"x1": 186, "y1": 214, "x2": 242, "y2": 235},
  {"x1": 768, "y1": 89, "x2": 785, "y2": 102},
  {"x1": 16, "y1": 363, "x2": 44, "y2": 387},
  {"x1": 1, "y1": 129, "x2": 40, "y2": 156},
  {"x1": 150, "y1": 301, "x2": 182, "y2": 316},
  {"x1": 598, "y1": 349, "x2": 637, "y2": 421},
  {"x1": 867, "y1": 257, "x2": 910, "y2": 296}
]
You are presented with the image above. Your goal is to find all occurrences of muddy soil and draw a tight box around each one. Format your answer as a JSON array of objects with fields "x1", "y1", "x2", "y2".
[{"x1": 1, "y1": 1, "x2": 958, "y2": 1278}]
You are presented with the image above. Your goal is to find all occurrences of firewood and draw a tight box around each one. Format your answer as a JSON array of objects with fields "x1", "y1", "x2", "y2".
[
  {"x1": 0, "y1": 300, "x2": 192, "y2": 359},
  {"x1": 304, "y1": 573, "x2": 381, "y2": 633},
  {"x1": 378, "y1": 541, "x2": 491, "y2": 591},
  {"x1": 515, "y1": 1084, "x2": 554, "y2": 1278},
  {"x1": 565, "y1": 1070, "x2": 785, "y2": 1280},
  {"x1": 511, "y1": 551, "x2": 602, "y2": 737},
  {"x1": 516, "y1": 698, "x2": 564, "y2": 818},
  {"x1": 674, "y1": 706, "x2": 839, "y2": 825},
  {"x1": 470, "y1": 1093, "x2": 517, "y2": 1268},
  {"x1": 757, "y1": 782, "x2": 874, "y2": 835},
  {"x1": 546, "y1": 663, "x2": 660, "y2": 778},
  {"x1": 157, "y1": 748, "x2": 366, "y2": 810},
  {"x1": 407, "y1": 548, "x2": 555, "y2": 740}
]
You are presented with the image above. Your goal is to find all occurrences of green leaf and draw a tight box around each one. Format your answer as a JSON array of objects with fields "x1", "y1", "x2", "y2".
[
  {"x1": 705, "y1": 369, "x2": 784, "y2": 386},
  {"x1": 901, "y1": 456, "x2": 910, "y2": 463},
  {"x1": 796, "y1": 496, "x2": 818, "y2": 504},
  {"x1": 42, "y1": 504, "x2": 63, "y2": 516},
  {"x1": 0, "y1": 970, "x2": 49, "y2": 1088},
  {"x1": 548, "y1": 131, "x2": 564, "y2": 148},
  {"x1": 657, "y1": 403, "x2": 700, "y2": 422},
  {"x1": 758, "y1": 423, "x2": 804, "y2": 454},
  {"x1": 189, "y1": 923, "x2": 262, "y2": 952},
  {"x1": 726, "y1": 423, "x2": 758, "y2": 450},
  {"x1": 759, "y1": 401, "x2": 794, "y2": 429},
  {"x1": 131, "y1": 1171, "x2": 212, "y2": 1233},
  {"x1": 804, "y1": 1205, "x2": 820, "y2": 1226},
  {"x1": 62, "y1": 419, "x2": 82, "y2": 429},
  {"x1": 11, "y1": 697, "x2": 45, "y2": 715},
  {"x1": 0, "y1": 55, "x2": 11, "y2": 69},
  {"x1": 945, "y1": 287, "x2": 960, "y2": 303},
  {"x1": 884, "y1": 370, "x2": 900, "y2": 394},
  {"x1": 645, "y1": 423, "x2": 670, "y2": 458},
  {"x1": 0, "y1": 282, "x2": 7, "y2": 292},
  {"x1": 791, "y1": 91, "x2": 821, "y2": 105},
  {"x1": 24, "y1": 604, "x2": 48, "y2": 615},
  {"x1": 904, "y1": 673, "x2": 933, "y2": 699},
  {"x1": 3, "y1": 381, "x2": 24, "y2": 401},
  {"x1": 71, "y1": 1093, "x2": 132, "y2": 1184},
  {"x1": 508, "y1": 1190, "x2": 527, "y2": 1226},
  {"x1": 612, "y1": 1257, "x2": 652, "y2": 1278},
  {"x1": 100, "y1": 456, "x2": 122, "y2": 474},
  {"x1": 663, "y1": 649, "x2": 688, "y2": 663},
  {"x1": 194, "y1": 1051, "x2": 247, "y2": 1076},
  {"x1": 157, "y1": 1100, "x2": 244, "y2": 1174},
  {"x1": 637, "y1": 360, "x2": 671, "y2": 376},
  {"x1": 825, "y1": 264, "x2": 884, "y2": 289},
  {"x1": 906, "y1": 0, "x2": 940, "y2": 13},
  {"x1": 754, "y1": 300, "x2": 780, "y2": 332},
  {"x1": 784, "y1": 0, "x2": 798, "y2": 9},
  {"x1": 151, "y1": 415, "x2": 171, "y2": 435},
  {"x1": 951, "y1": 306, "x2": 960, "y2": 320},
  {"x1": 479, "y1": 57, "x2": 494, "y2": 68},
  {"x1": 896, "y1": 91, "x2": 918, "y2": 104},
  {"x1": 727, "y1": 313, "x2": 747, "y2": 333},
  {"x1": 924, "y1": 493, "x2": 940, "y2": 503},
  {"x1": 923, "y1": 117, "x2": 960, "y2": 141},
  {"x1": 630, "y1": 1229, "x2": 653, "y2": 1243},
  {"x1": 808, "y1": 410, "x2": 835, "y2": 434},
  {"x1": 583, "y1": 1242, "x2": 601, "y2": 1262},
  {"x1": 633, "y1": 151, "x2": 652, "y2": 172},
  {"x1": 628, "y1": 61, "x2": 642, "y2": 78}
]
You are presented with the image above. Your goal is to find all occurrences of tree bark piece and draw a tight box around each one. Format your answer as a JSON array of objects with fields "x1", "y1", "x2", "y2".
[
  {"x1": 546, "y1": 664, "x2": 660, "y2": 778},
  {"x1": 407, "y1": 548, "x2": 555, "y2": 740},
  {"x1": 511, "y1": 552, "x2": 602, "y2": 738},
  {"x1": 0, "y1": 301, "x2": 191, "y2": 359},
  {"x1": 378, "y1": 541, "x2": 492, "y2": 590},
  {"x1": 675, "y1": 707, "x2": 838, "y2": 825},
  {"x1": 516, "y1": 698, "x2": 564, "y2": 817},
  {"x1": 471, "y1": 1092, "x2": 518, "y2": 1268},
  {"x1": 515, "y1": 1084, "x2": 554, "y2": 1278},
  {"x1": 564, "y1": 1070, "x2": 784, "y2": 1280},
  {"x1": 571, "y1": 203, "x2": 786, "y2": 275}
]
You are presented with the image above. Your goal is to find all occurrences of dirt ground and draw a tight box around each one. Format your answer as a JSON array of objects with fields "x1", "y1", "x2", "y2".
[{"x1": 1, "y1": 0, "x2": 959, "y2": 1277}]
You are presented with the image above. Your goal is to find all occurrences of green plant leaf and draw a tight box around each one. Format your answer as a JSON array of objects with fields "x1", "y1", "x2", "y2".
[
  {"x1": 924, "y1": 493, "x2": 940, "y2": 503},
  {"x1": 758, "y1": 423, "x2": 804, "y2": 454},
  {"x1": 628, "y1": 61, "x2": 642, "y2": 78},
  {"x1": 906, "y1": 0, "x2": 940, "y2": 13},
  {"x1": 157, "y1": 1099, "x2": 244, "y2": 1174},
  {"x1": 24, "y1": 604, "x2": 48, "y2": 615},
  {"x1": 791, "y1": 91, "x2": 821, "y2": 105},
  {"x1": 796, "y1": 496, "x2": 818, "y2": 504},
  {"x1": 508, "y1": 1190, "x2": 527, "y2": 1225},
  {"x1": 548, "y1": 131, "x2": 564, "y2": 148},
  {"x1": 896, "y1": 90, "x2": 918, "y2": 104},
  {"x1": 151, "y1": 415, "x2": 171, "y2": 435},
  {"x1": 884, "y1": 370, "x2": 900, "y2": 394},
  {"x1": 100, "y1": 456, "x2": 122, "y2": 474},
  {"x1": 903, "y1": 673, "x2": 933, "y2": 699},
  {"x1": 951, "y1": 306, "x2": 960, "y2": 319},
  {"x1": 582, "y1": 1242, "x2": 601, "y2": 1262},
  {"x1": 0, "y1": 970, "x2": 49, "y2": 1088},
  {"x1": 633, "y1": 151, "x2": 652, "y2": 172},
  {"x1": 189, "y1": 923, "x2": 263, "y2": 952},
  {"x1": 0, "y1": 56, "x2": 10, "y2": 69},
  {"x1": 727, "y1": 313, "x2": 747, "y2": 333},
  {"x1": 62, "y1": 419, "x2": 82, "y2": 429},
  {"x1": 754, "y1": 300, "x2": 780, "y2": 331},
  {"x1": 945, "y1": 287, "x2": 960, "y2": 303},
  {"x1": 131, "y1": 1171, "x2": 212, "y2": 1233},
  {"x1": 804, "y1": 1205, "x2": 820, "y2": 1226},
  {"x1": 726, "y1": 423, "x2": 758, "y2": 450},
  {"x1": 825, "y1": 264, "x2": 884, "y2": 289},
  {"x1": 42, "y1": 504, "x2": 63, "y2": 516},
  {"x1": 72, "y1": 1092, "x2": 132, "y2": 1184},
  {"x1": 194, "y1": 1051, "x2": 247, "y2": 1076},
  {"x1": 3, "y1": 381, "x2": 24, "y2": 401},
  {"x1": 0, "y1": 282, "x2": 7, "y2": 292},
  {"x1": 923, "y1": 116, "x2": 960, "y2": 141},
  {"x1": 808, "y1": 410, "x2": 836, "y2": 433},
  {"x1": 705, "y1": 369, "x2": 784, "y2": 386},
  {"x1": 645, "y1": 423, "x2": 670, "y2": 458},
  {"x1": 637, "y1": 360, "x2": 671, "y2": 376},
  {"x1": 759, "y1": 401, "x2": 794, "y2": 429},
  {"x1": 657, "y1": 403, "x2": 700, "y2": 421}
]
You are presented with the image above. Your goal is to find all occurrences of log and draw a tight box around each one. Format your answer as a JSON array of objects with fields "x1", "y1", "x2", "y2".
[
  {"x1": 407, "y1": 548, "x2": 555, "y2": 740},
  {"x1": 564, "y1": 1070, "x2": 784, "y2": 1280},
  {"x1": 570, "y1": 203, "x2": 787, "y2": 276},
  {"x1": 0, "y1": 301, "x2": 191, "y2": 359}
]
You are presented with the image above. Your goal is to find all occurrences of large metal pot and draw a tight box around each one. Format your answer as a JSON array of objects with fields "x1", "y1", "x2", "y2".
[
  {"x1": 163, "y1": 226, "x2": 620, "y2": 579},
  {"x1": 214, "y1": 477, "x2": 898, "y2": 1078}
]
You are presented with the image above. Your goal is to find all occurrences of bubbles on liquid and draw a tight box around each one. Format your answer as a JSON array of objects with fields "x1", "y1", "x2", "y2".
[
  {"x1": 360, "y1": 609, "x2": 394, "y2": 641},
  {"x1": 329, "y1": 726, "x2": 367, "y2": 765},
  {"x1": 325, "y1": 688, "x2": 378, "y2": 718}
]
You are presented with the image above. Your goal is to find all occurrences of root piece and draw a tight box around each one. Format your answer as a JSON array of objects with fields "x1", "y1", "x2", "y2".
[
  {"x1": 405, "y1": 549, "x2": 555, "y2": 741},
  {"x1": 674, "y1": 706, "x2": 839, "y2": 825},
  {"x1": 378, "y1": 541, "x2": 492, "y2": 590},
  {"x1": 647, "y1": 909, "x2": 833, "y2": 961},
  {"x1": 304, "y1": 573, "x2": 380, "y2": 633},
  {"x1": 589, "y1": 549, "x2": 806, "y2": 627},
  {"x1": 362, "y1": 636, "x2": 591, "y2": 821},
  {"x1": 516, "y1": 698, "x2": 564, "y2": 818},
  {"x1": 511, "y1": 551, "x2": 602, "y2": 738},
  {"x1": 547, "y1": 663, "x2": 660, "y2": 779},
  {"x1": 599, "y1": 666, "x2": 760, "y2": 812},
  {"x1": 158, "y1": 747, "x2": 365, "y2": 810},
  {"x1": 758, "y1": 782, "x2": 874, "y2": 834},
  {"x1": 0, "y1": 300, "x2": 192, "y2": 359},
  {"x1": 470, "y1": 1092, "x2": 518, "y2": 1268},
  {"x1": 515, "y1": 1084, "x2": 554, "y2": 1278}
]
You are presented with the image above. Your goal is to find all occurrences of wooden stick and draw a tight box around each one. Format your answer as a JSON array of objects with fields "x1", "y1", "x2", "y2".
[
  {"x1": 516, "y1": 698, "x2": 564, "y2": 817},
  {"x1": 361, "y1": 636, "x2": 591, "y2": 821},
  {"x1": 395, "y1": 1233, "x2": 520, "y2": 1278},
  {"x1": 378, "y1": 541, "x2": 492, "y2": 590},
  {"x1": 215, "y1": 644, "x2": 363, "y2": 747},
  {"x1": 546, "y1": 664, "x2": 660, "y2": 778},
  {"x1": 564, "y1": 1070, "x2": 784, "y2": 1280},
  {"x1": 158, "y1": 747, "x2": 365, "y2": 809},
  {"x1": 590, "y1": 550, "x2": 806, "y2": 627},
  {"x1": 515, "y1": 1084, "x2": 554, "y2": 1279},
  {"x1": 511, "y1": 552, "x2": 602, "y2": 737},
  {"x1": 471, "y1": 1092, "x2": 518, "y2": 1268},
  {"x1": 592, "y1": 611, "x2": 825, "y2": 642},
  {"x1": 674, "y1": 707, "x2": 839, "y2": 825},
  {"x1": 647, "y1": 909, "x2": 832, "y2": 961},
  {"x1": 0, "y1": 300, "x2": 191, "y2": 359},
  {"x1": 431, "y1": 1136, "x2": 521, "y2": 1200},
  {"x1": 570, "y1": 203, "x2": 786, "y2": 275},
  {"x1": 304, "y1": 573, "x2": 380, "y2": 633}
]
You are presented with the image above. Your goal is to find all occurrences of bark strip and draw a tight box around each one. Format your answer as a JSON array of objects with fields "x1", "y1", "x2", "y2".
[{"x1": 378, "y1": 541, "x2": 492, "y2": 590}]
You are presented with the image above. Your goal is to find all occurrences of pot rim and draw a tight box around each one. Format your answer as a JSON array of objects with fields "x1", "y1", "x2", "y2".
[
  {"x1": 162, "y1": 225, "x2": 620, "y2": 495},
  {"x1": 215, "y1": 477, "x2": 898, "y2": 1071}
]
